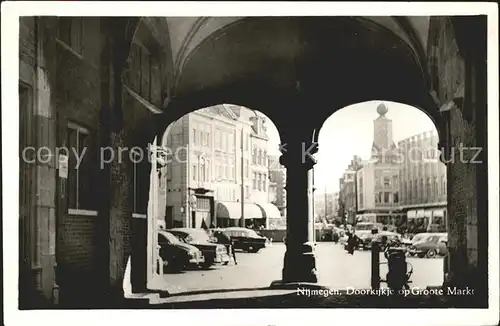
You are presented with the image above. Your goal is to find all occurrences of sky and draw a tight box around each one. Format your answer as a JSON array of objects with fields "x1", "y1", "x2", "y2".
[{"x1": 262, "y1": 101, "x2": 438, "y2": 193}]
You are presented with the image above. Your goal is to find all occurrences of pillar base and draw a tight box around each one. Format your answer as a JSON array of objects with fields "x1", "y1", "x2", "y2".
[{"x1": 278, "y1": 242, "x2": 318, "y2": 284}]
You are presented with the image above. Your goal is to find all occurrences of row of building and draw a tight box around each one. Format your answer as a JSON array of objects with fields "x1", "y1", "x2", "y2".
[
  {"x1": 337, "y1": 103, "x2": 447, "y2": 233},
  {"x1": 157, "y1": 105, "x2": 287, "y2": 230}
]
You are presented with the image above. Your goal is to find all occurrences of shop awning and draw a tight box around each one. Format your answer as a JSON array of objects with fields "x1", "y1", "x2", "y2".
[
  {"x1": 256, "y1": 203, "x2": 281, "y2": 219},
  {"x1": 416, "y1": 210, "x2": 425, "y2": 218},
  {"x1": 433, "y1": 209, "x2": 445, "y2": 217},
  {"x1": 407, "y1": 210, "x2": 417, "y2": 219},
  {"x1": 424, "y1": 210, "x2": 433, "y2": 218},
  {"x1": 216, "y1": 201, "x2": 263, "y2": 219}
]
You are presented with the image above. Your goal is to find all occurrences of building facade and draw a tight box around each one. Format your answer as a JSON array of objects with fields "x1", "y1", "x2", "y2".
[
  {"x1": 162, "y1": 105, "x2": 280, "y2": 229},
  {"x1": 356, "y1": 103, "x2": 404, "y2": 227},
  {"x1": 268, "y1": 154, "x2": 287, "y2": 218},
  {"x1": 338, "y1": 155, "x2": 362, "y2": 225},
  {"x1": 398, "y1": 130, "x2": 447, "y2": 232}
]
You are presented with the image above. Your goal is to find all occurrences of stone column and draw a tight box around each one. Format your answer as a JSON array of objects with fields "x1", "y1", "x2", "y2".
[
  {"x1": 273, "y1": 139, "x2": 318, "y2": 284},
  {"x1": 98, "y1": 18, "x2": 134, "y2": 304},
  {"x1": 30, "y1": 16, "x2": 58, "y2": 307}
]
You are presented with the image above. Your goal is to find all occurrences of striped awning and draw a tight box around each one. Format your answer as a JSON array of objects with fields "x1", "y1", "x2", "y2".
[{"x1": 216, "y1": 201, "x2": 263, "y2": 220}]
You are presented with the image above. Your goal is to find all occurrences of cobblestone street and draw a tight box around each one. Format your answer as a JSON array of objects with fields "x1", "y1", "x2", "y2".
[{"x1": 163, "y1": 242, "x2": 444, "y2": 295}]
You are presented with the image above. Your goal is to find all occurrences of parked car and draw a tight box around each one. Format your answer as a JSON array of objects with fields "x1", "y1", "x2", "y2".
[
  {"x1": 169, "y1": 228, "x2": 229, "y2": 268},
  {"x1": 157, "y1": 230, "x2": 205, "y2": 272},
  {"x1": 408, "y1": 233, "x2": 448, "y2": 258},
  {"x1": 360, "y1": 230, "x2": 401, "y2": 250},
  {"x1": 220, "y1": 227, "x2": 267, "y2": 253}
]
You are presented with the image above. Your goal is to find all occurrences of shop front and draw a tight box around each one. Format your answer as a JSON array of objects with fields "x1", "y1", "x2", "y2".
[
  {"x1": 215, "y1": 201, "x2": 263, "y2": 228},
  {"x1": 256, "y1": 203, "x2": 282, "y2": 229},
  {"x1": 407, "y1": 207, "x2": 447, "y2": 233}
]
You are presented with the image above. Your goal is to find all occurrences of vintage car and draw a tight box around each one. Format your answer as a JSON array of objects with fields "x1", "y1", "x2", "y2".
[
  {"x1": 408, "y1": 233, "x2": 448, "y2": 258},
  {"x1": 359, "y1": 230, "x2": 401, "y2": 250},
  {"x1": 168, "y1": 228, "x2": 229, "y2": 268},
  {"x1": 220, "y1": 227, "x2": 267, "y2": 253},
  {"x1": 157, "y1": 230, "x2": 204, "y2": 272}
]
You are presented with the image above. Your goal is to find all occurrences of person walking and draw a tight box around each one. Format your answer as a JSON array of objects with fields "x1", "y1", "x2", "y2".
[
  {"x1": 213, "y1": 230, "x2": 237, "y2": 265},
  {"x1": 346, "y1": 230, "x2": 358, "y2": 255}
]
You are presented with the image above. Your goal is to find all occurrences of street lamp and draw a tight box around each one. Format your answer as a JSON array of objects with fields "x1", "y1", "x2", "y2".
[{"x1": 188, "y1": 194, "x2": 197, "y2": 228}]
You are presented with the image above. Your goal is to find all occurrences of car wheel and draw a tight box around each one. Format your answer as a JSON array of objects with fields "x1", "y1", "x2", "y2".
[
  {"x1": 249, "y1": 247, "x2": 260, "y2": 253},
  {"x1": 417, "y1": 253, "x2": 426, "y2": 258},
  {"x1": 426, "y1": 249, "x2": 437, "y2": 258}
]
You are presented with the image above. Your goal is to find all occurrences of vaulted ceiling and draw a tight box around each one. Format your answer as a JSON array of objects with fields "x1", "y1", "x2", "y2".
[
  {"x1": 145, "y1": 16, "x2": 437, "y2": 130},
  {"x1": 164, "y1": 17, "x2": 430, "y2": 84}
]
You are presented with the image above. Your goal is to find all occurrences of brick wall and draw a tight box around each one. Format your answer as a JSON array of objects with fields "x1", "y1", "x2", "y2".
[{"x1": 432, "y1": 17, "x2": 486, "y2": 300}]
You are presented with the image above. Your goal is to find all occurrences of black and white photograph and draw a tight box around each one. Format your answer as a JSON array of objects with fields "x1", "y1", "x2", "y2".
[{"x1": 2, "y1": 2, "x2": 499, "y2": 326}]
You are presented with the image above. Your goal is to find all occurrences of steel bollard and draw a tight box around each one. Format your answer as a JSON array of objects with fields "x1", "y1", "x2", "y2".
[{"x1": 371, "y1": 240, "x2": 380, "y2": 290}]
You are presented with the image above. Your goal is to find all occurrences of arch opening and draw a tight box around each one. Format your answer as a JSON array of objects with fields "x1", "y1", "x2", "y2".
[
  {"x1": 313, "y1": 100, "x2": 447, "y2": 289},
  {"x1": 141, "y1": 104, "x2": 287, "y2": 295}
]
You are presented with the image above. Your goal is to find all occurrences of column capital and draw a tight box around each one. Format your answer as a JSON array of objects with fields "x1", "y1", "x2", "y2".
[{"x1": 279, "y1": 141, "x2": 317, "y2": 170}]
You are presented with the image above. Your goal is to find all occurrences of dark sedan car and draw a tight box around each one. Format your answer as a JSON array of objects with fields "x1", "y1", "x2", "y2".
[
  {"x1": 157, "y1": 230, "x2": 204, "y2": 272},
  {"x1": 168, "y1": 228, "x2": 229, "y2": 269},
  {"x1": 408, "y1": 233, "x2": 448, "y2": 258},
  {"x1": 360, "y1": 231, "x2": 401, "y2": 250},
  {"x1": 220, "y1": 227, "x2": 267, "y2": 253}
]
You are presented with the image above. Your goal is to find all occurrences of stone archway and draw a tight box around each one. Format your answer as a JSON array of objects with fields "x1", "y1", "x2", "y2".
[
  {"x1": 114, "y1": 16, "x2": 487, "y2": 301},
  {"x1": 130, "y1": 16, "x2": 448, "y2": 290}
]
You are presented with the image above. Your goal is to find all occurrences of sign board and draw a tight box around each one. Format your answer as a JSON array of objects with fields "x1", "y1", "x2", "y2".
[{"x1": 58, "y1": 154, "x2": 68, "y2": 179}]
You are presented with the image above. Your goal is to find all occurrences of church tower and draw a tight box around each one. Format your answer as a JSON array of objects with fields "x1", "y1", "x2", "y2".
[{"x1": 371, "y1": 103, "x2": 397, "y2": 162}]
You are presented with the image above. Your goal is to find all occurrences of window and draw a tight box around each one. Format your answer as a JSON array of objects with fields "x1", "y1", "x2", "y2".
[
  {"x1": 140, "y1": 47, "x2": 151, "y2": 101},
  {"x1": 252, "y1": 148, "x2": 257, "y2": 164},
  {"x1": 221, "y1": 132, "x2": 227, "y2": 151},
  {"x1": 263, "y1": 174, "x2": 267, "y2": 189},
  {"x1": 263, "y1": 151, "x2": 268, "y2": 166},
  {"x1": 409, "y1": 181, "x2": 413, "y2": 200},
  {"x1": 393, "y1": 192, "x2": 399, "y2": 203},
  {"x1": 252, "y1": 172, "x2": 257, "y2": 189},
  {"x1": 383, "y1": 177, "x2": 391, "y2": 187},
  {"x1": 245, "y1": 159, "x2": 249, "y2": 178},
  {"x1": 199, "y1": 159, "x2": 205, "y2": 182},
  {"x1": 206, "y1": 159, "x2": 210, "y2": 182},
  {"x1": 192, "y1": 164, "x2": 197, "y2": 181},
  {"x1": 67, "y1": 123, "x2": 91, "y2": 210},
  {"x1": 215, "y1": 129, "x2": 221, "y2": 148},
  {"x1": 384, "y1": 192, "x2": 390, "y2": 203},
  {"x1": 420, "y1": 179, "x2": 424, "y2": 200},
  {"x1": 426, "y1": 177, "x2": 432, "y2": 200},
  {"x1": 192, "y1": 128, "x2": 198, "y2": 145},
  {"x1": 58, "y1": 17, "x2": 84, "y2": 54}
]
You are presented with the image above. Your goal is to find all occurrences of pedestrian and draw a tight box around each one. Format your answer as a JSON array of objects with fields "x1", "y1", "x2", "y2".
[
  {"x1": 213, "y1": 230, "x2": 237, "y2": 265},
  {"x1": 346, "y1": 230, "x2": 357, "y2": 255}
]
